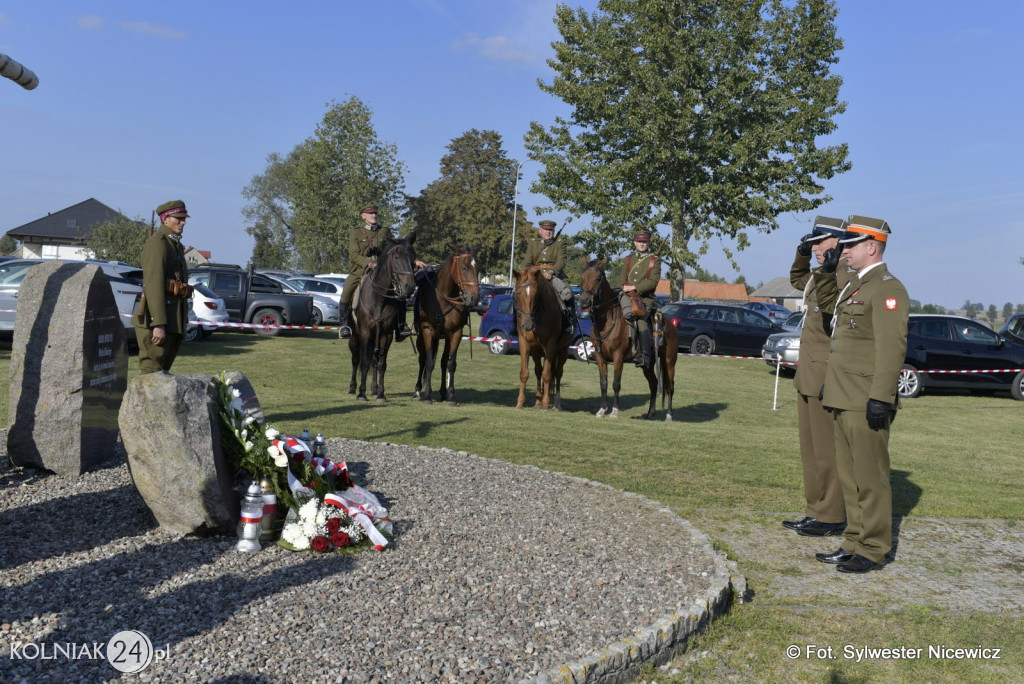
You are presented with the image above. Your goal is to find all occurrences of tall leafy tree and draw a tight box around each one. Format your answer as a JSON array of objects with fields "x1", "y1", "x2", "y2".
[
  {"x1": 525, "y1": 0, "x2": 849, "y2": 283},
  {"x1": 290, "y1": 97, "x2": 406, "y2": 273},
  {"x1": 84, "y1": 215, "x2": 150, "y2": 266},
  {"x1": 405, "y1": 129, "x2": 529, "y2": 276},
  {"x1": 242, "y1": 151, "x2": 299, "y2": 270},
  {"x1": 0, "y1": 234, "x2": 16, "y2": 255}
]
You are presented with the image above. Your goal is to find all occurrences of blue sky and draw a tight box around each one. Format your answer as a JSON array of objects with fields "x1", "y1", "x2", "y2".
[{"x1": 2, "y1": 1, "x2": 1022, "y2": 310}]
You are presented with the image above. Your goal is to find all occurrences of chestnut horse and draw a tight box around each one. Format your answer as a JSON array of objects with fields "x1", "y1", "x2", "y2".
[
  {"x1": 347, "y1": 235, "x2": 418, "y2": 403},
  {"x1": 513, "y1": 265, "x2": 573, "y2": 410},
  {"x1": 412, "y1": 245, "x2": 481, "y2": 405},
  {"x1": 577, "y1": 258, "x2": 677, "y2": 420}
]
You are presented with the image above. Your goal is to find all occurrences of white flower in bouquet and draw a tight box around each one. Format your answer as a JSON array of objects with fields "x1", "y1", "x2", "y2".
[
  {"x1": 344, "y1": 523, "x2": 364, "y2": 544},
  {"x1": 282, "y1": 522, "x2": 310, "y2": 550},
  {"x1": 299, "y1": 498, "x2": 321, "y2": 538},
  {"x1": 265, "y1": 427, "x2": 280, "y2": 440}
]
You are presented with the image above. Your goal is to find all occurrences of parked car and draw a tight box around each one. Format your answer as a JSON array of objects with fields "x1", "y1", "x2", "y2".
[
  {"x1": 314, "y1": 273, "x2": 348, "y2": 287},
  {"x1": 0, "y1": 258, "x2": 143, "y2": 337},
  {"x1": 189, "y1": 265, "x2": 312, "y2": 336},
  {"x1": 187, "y1": 283, "x2": 229, "y2": 341},
  {"x1": 474, "y1": 285, "x2": 512, "y2": 313},
  {"x1": 262, "y1": 274, "x2": 340, "y2": 325},
  {"x1": 743, "y1": 301, "x2": 792, "y2": 326},
  {"x1": 289, "y1": 276, "x2": 345, "y2": 307},
  {"x1": 899, "y1": 314, "x2": 1024, "y2": 401},
  {"x1": 762, "y1": 330, "x2": 801, "y2": 375},
  {"x1": 1000, "y1": 312, "x2": 1024, "y2": 343},
  {"x1": 663, "y1": 301, "x2": 783, "y2": 356},
  {"x1": 478, "y1": 293, "x2": 594, "y2": 360},
  {"x1": 781, "y1": 311, "x2": 804, "y2": 332}
]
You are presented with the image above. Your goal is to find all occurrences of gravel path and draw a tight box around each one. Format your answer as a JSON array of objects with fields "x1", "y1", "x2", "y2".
[{"x1": 0, "y1": 434, "x2": 737, "y2": 683}]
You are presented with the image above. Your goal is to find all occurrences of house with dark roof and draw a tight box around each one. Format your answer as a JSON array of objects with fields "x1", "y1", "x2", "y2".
[
  {"x1": 5, "y1": 198, "x2": 212, "y2": 264},
  {"x1": 4, "y1": 198, "x2": 141, "y2": 260},
  {"x1": 749, "y1": 276, "x2": 803, "y2": 311}
]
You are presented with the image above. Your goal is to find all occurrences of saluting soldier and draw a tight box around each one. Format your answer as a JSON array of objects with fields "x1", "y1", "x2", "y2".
[
  {"x1": 618, "y1": 231, "x2": 661, "y2": 367},
  {"x1": 338, "y1": 204, "x2": 423, "y2": 340},
  {"x1": 817, "y1": 215, "x2": 909, "y2": 574},
  {"x1": 521, "y1": 219, "x2": 575, "y2": 325},
  {"x1": 782, "y1": 216, "x2": 850, "y2": 537},
  {"x1": 132, "y1": 199, "x2": 193, "y2": 374}
]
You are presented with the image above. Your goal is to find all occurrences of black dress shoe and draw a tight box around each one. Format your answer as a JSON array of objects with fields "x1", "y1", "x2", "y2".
[
  {"x1": 797, "y1": 521, "x2": 846, "y2": 537},
  {"x1": 837, "y1": 554, "x2": 883, "y2": 573},
  {"x1": 815, "y1": 547, "x2": 853, "y2": 564},
  {"x1": 782, "y1": 516, "x2": 815, "y2": 530}
]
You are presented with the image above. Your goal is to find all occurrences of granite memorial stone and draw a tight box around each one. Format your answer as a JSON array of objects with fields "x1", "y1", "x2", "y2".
[{"x1": 7, "y1": 261, "x2": 128, "y2": 473}]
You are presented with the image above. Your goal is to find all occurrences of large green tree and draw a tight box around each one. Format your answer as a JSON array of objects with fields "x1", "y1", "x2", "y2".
[
  {"x1": 242, "y1": 151, "x2": 299, "y2": 270},
  {"x1": 84, "y1": 215, "x2": 150, "y2": 266},
  {"x1": 405, "y1": 129, "x2": 528, "y2": 276},
  {"x1": 525, "y1": 0, "x2": 849, "y2": 282},
  {"x1": 242, "y1": 97, "x2": 406, "y2": 273},
  {"x1": 290, "y1": 97, "x2": 406, "y2": 273}
]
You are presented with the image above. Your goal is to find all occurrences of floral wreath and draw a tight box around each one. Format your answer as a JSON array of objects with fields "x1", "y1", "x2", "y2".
[{"x1": 217, "y1": 372, "x2": 392, "y2": 552}]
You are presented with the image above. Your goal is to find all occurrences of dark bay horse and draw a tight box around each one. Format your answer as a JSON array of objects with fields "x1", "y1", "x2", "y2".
[
  {"x1": 577, "y1": 258, "x2": 677, "y2": 420},
  {"x1": 513, "y1": 265, "x2": 573, "y2": 410},
  {"x1": 412, "y1": 245, "x2": 481, "y2": 405},
  {"x1": 347, "y1": 235, "x2": 418, "y2": 403}
]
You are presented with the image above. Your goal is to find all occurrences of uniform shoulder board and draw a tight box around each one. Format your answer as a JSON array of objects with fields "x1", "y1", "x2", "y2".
[{"x1": 881, "y1": 274, "x2": 893, "y2": 281}]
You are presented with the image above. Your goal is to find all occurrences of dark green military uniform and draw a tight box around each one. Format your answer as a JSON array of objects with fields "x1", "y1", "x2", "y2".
[
  {"x1": 617, "y1": 249, "x2": 661, "y2": 332},
  {"x1": 521, "y1": 234, "x2": 566, "y2": 275},
  {"x1": 132, "y1": 213, "x2": 190, "y2": 374},
  {"x1": 790, "y1": 225, "x2": 851, "y2": 527},
  {"x1": 341, "y1": 222, "x2": 397, "y2": 307},
  {"x1": 822, "y1": 217, "x2": 909, "y2": 568}
]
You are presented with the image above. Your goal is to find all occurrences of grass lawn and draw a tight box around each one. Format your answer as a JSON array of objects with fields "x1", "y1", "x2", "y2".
[{"x1": 2, "y1": 322, "x2": 1021, "y2": 682}]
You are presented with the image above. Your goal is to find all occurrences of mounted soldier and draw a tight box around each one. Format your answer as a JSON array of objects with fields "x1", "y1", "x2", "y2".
[
  {"x1": 617, "y1": 231, "x2": 662, "y2": 367},
  {"x1": 520, "y1": 219, "x2": 576, "y2": 332},
  {"x1": 338, "y1": 204, "x2": 425, "y2": 340}
]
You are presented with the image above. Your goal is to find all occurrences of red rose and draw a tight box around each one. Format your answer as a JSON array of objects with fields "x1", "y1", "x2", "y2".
[
  {"x1": 326, "y1": 517, "x2": 342, "y2": 534},
  {"x1": 310, "y1": 535, "x2": 330, "y2": 552},
  {"x1": 330, "y1": 531, "x2": 350, "y2": 548}
]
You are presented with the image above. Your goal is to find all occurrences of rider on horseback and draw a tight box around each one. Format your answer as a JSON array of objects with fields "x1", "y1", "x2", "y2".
[
  {"x1": 521, "y1": 219, "x2": 576, "y2": 333},
  {"x1": 618, "y1": 231, "x2": 662, "y2": 367},
  {"x1": 338, "y1": 204, "x2": 425, "y2": 340}
]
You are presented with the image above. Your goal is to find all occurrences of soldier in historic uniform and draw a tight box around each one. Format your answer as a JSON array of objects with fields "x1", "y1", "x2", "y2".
[
  {"x1": 817, "y1": 215, "x2": 909, "y2": 574},
  {"x1": 521, "y1": 219, "x2": 575, "y2": 325},
  {"x1": 338, "y1": 204, "x2": 424, "y2": 340},
  {"x1": 132, "y1": 199, "x2": 193, "y2": 374},
  {"x1": 618, "y1": 231, "x2": 662, "y2": 367},
  {"x1": 782, "y1": 216, "x2": 850, "y2": 537}
]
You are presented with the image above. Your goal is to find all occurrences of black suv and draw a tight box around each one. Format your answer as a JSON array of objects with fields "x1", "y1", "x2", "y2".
[
  {"x1": 661, "y1": 301, "x2": 782, "y2": 356},
  {"x1": 900, "y1": 314, "x2": 1024, "y2": 400}
]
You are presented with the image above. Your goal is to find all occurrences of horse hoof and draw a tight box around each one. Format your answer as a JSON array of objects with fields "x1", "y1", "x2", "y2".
[
  {"x1": 376, "y1": 397, "x2": 387, "y2": 405},
  {"x1": 595, "y1": 409, "x2": 606, "y2": 418},
  {"x1": 665, "y1": 414, "x2": 673, "y2": 422},
  {"x1": 445, "y1": 400, "x2": 457, "y2": 407},
  {"x1": 609, "y1": 409, "x2": 619, "y2": 419},
  {"x1": 356, "y1": 395, "x2": 368, "y2": 402}
]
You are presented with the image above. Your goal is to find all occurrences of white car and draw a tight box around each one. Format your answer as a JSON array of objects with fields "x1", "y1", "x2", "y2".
[
  {"x1": 0, "y1": 258, "x2": 143, "y2": 336},
  {"x1": 288, "y1": 276, "x2": 344, "y2": 307},
  {"x1": 261, "y1": 274, "x2": 340, "y2": 325},
  {"x1": 187, "y1": 283, "x2": 229, "y2": 341}
]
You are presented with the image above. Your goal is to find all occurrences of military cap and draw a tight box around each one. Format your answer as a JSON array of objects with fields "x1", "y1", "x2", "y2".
[
  {"x1": 538, "y1": 220, "x2": 556, "y2": 228},
  {"x1": 805, "y1": 215, "x2": 847, "y2": 243},
  {"x1": 841, "y1": 215, "x2": 891, "y2": 244},
  {"x1": 633, "y1": 231, "x2": 651, "y2": 242},
  {"x1": 156, "y1": 199, "x2": 188, "y2": 220},
  {"x1": 360, "y1": 205, "x2": 379, "y2": 214}
]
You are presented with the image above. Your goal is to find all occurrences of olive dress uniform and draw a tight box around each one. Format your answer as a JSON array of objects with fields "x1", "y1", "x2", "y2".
[
  {"x1": 790, "y1": 244, "x2": 851, "y2": 528},
  {"x1": 521, "y1": 233, "x2": 574, "y2": 307},
  {"x1": 132, "y1": 224, "x2": 190, "y2": 374},
  {"x1": 617, "y1": 249, "x2": 661, "y2": 330},
  {"x1": 822, "y1": 235, "x2": 909, "y2": 568},
  {"x1": 341, "y1": 222, "x2": 397, "y2": 308}
]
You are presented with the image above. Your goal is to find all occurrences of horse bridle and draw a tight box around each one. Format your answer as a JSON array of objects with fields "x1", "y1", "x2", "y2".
[
  {"x1": 437, "y1": 252, "x2": 479, "y2": 307},
  {"x1": 368, "y1": 244, "x2": 414, "y2": 300}
]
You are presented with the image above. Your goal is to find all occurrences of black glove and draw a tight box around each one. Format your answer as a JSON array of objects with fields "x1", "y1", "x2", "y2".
[
  {"x1": 820, "y1": 245, "x2": 842, "y2": 274},
  {"x1": 798, "y1": 233, "x2": 816, "y2": 257},
  {"x1": 866, "y1": 399, "x2": 892, "y2": 431}
]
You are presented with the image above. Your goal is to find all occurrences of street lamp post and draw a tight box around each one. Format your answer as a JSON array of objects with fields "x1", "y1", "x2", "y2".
[{"x1": 508, "y1": 162, "x2": 524, "y2": 286}]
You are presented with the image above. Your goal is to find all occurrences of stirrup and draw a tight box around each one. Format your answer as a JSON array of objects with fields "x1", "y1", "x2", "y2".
[
  {"x1": 338, "y1": 324, "x2": 352, "y2": 339},
  {"x1": 396, "y1": 325, "x2": 414, "y2": 340}
]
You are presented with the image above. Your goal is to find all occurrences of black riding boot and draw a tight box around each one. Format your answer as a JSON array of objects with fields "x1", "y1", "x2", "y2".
[
  {"x1": 635, "y1": 327, "x2": 653, "y2": 367},
  {"x1": 562, "y1": 297, "x2": 577, "y2": 333},
  {"x1": 338, "y1": 303, "x2": 352, "y2": 339},
  {"x1": 396, "y1": 313, "x2": 414, "y2": 341}
]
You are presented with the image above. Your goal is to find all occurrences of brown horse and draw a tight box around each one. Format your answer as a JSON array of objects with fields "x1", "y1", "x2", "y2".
[
  {"x1": 577, "y1": 258, "x2": 677, "y2": 420},
  {"x1": 347, "y1": 235, "x2": 418, "y2": 403},
  {"x1": 412, "y1": 245, "x2": 481, "y2": 405},
  {"x1": 513, "y1": 265, "x2": 573, "y2": 410}
]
